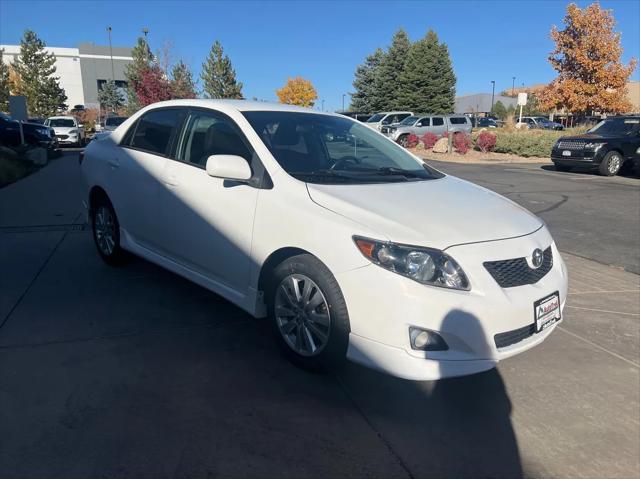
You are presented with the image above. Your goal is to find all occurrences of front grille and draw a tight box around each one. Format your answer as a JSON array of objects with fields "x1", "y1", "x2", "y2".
[
  {"x1": 494, "y1": 323, "x2": 536, "y2": 348},
  {"x1": 557, "y1": 140, "x2": 585, "y2": 150},
  {"x1": 484, "y1": 247, "x2": 553, "y2": 288},
  {"x1": 56, "y1": 134, "x2": 69, "y2": 140}
]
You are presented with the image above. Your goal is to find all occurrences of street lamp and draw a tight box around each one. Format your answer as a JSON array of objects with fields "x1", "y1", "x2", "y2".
[
  {"x1": 490, "y1": 80, "x2": 496, "y2": 115},
  {"x1": 142, "y1": 27, "x2": 149, "y2": 37},
  {"x1": 342, "y1": 94, "x2": 346, "y2": 112},
  {"x1": 106, "y1": 26, "x2": 115, "y2": 82},
  {"x1": 321, "y1": 99, "x2": 325, "y2": 112},
  {"x1": 512, "y1": 77, "x2": 515, "y2": 96}
]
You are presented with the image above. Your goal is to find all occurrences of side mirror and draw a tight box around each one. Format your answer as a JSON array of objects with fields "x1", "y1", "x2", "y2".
[{"x1": 205, "y1": 154, "x2": 252, "y2": 181}]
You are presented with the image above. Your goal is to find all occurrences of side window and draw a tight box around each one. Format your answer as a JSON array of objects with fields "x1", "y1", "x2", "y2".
[
  {"x1": 121, "y1": 120, "x2": 138, "y2": 146},
  {"x1": 180, "y1": 111, "x2": 253, "y2": 167},
  {"x1": 397, "y1": 113, "x2": 411, "y2": 122},
  {"x1": 449, "y1": 117, "x2": 467, "y2": 125},
  {"x1": 418, "y1": 117, "x2": 431, "y2": 127},
  {"x1": 130, "y1": 109, "x2": 183, "y2": 156},
  {"x1": 432, "y1": 117, "x2": 444, "y2": 126}
]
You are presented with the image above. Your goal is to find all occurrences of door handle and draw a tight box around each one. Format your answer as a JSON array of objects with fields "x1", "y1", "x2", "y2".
[
  {"x1": 108, "y1": 158, "x2": 120, "y2": 169},
  {"x1": 165, "y1": 174, "x2": 179, "y2": 186}
]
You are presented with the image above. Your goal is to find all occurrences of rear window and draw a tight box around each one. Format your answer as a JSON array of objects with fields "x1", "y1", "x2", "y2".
[
  {"x1": 432, "y1": 117, "x2": 444, "y2": 126},
  {"x1": 449, "y1": 117, "x2": 468, "y2": 125},
  {"x1": 105, "y1": 117, "x2": 127, "y2": 127},
  {"x1": 129, "y1": 109, "x2": 183, "y2": 156}
]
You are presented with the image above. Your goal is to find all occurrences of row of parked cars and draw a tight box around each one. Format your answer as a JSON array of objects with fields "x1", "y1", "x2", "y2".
[{"x1": 0, "y1": 113, "x2": 129, "y2": 151}]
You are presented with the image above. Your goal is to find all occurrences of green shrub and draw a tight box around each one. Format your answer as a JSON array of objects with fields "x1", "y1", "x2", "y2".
[{"x1": 491, "y1": 128, "x2": 587, "y2": 157}]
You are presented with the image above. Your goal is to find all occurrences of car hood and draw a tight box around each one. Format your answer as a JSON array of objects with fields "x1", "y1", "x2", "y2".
[
  {"x1": 306, "y1": 175, "x2": 543, "y2": 249},
  {"x1": 51, "y1": 126, "x2": 77, "y2": 134},
  {"x1": 558, "y1": 133, "x2": 616, "y2": 141}
]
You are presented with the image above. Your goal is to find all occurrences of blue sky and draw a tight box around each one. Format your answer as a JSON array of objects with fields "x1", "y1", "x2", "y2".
[{"x1": 1, "y1": 0, "x2": 638, "y2": 111}]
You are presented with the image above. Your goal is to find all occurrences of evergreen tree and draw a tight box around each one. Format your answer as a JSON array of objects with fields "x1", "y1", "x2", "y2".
[
  {"x1": 350, "y1": 48, "x2": 385, "y2": 112},
  {"x1": 396, "y1": 30, "x2": 455, "y2": 113},
  {"x1": 170, "y1": 60, "x2": 197, "y2": 99},
  {"x1": 375, "y1": 29, "x2": 411, "y2": 110},
  {"x1": 98, "y1": 79, "x2": 124, "y2": 112},
  {"x1": 124, "y1": 36, "x2": 154, "y2": 113},
  {"x1": 493, "y1": 100, "x2": 507, "y2": 119},
  {"x1": 0, "y1": 48, "x2": 10, "y2": 112},
  {"x1": 12, "y1": 30, "x2": 67, "y2": 116},
  {"x1": 200, "y1": 41, "x2": 243, "y2": 99}
]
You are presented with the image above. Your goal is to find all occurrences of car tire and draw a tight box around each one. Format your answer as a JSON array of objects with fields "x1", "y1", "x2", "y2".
[
  {"x1": 397, "y1": 135, "x2": 409, "y2": 147},
  {"x1": 554, "y1": 163, "x2": 572, "y2": 172},
  {"x1": 91, "y1": 197, "x2": 128, "y2": 266},
  {"x1": 267, "y1": 254, "x2": 350, "y2": 372},
  {"x1": 598, "y1": 151, "x2": 623, "y2": 176}
]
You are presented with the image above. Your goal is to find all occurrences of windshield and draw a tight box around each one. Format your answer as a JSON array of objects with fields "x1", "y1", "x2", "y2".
[
  {"x1": 400, "y1": 116, "x2": 419, "y2": 126},
  {"x1": 46, "y1": 118, "x2": 75, "y2": 127},
  {"x1": 243, "y1": 112, "x2": 443, "y2": 184},
  {"x1": 534, "y1": 117, "x2": 550, "y2": 123},
  {"x1": 105, "y1": 117, "x2": 127, "y2": 127},
  {"x1": 588, "y1": 118, "x2": 640, "y2": 135},
  {"x1": 366, "y1": 113, "x2": 385, "y2": 123}
]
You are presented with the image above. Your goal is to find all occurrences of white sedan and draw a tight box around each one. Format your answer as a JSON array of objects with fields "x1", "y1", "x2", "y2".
[{"x1": 81, "y1": 100, "x2": 567, "y2": 381}]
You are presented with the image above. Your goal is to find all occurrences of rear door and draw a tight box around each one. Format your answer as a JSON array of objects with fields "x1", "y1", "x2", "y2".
[
  {"x1": 430, "y1": 116, "x2": 447, "y2": 136},
  {"x1": 109, "y1": 108, "x2": 185, "y2": 251}
]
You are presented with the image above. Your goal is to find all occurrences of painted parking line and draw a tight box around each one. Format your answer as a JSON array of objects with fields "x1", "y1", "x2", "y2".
[
  {"x1": 557, "y1": 326, "x2": 640, "y2": 368},
  {"x1": 565, "y1": 305, "x2": 639, "y2": 317}
]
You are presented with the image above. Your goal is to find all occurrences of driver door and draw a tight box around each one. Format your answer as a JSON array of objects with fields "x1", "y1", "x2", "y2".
[{"x1": 156, "y1": 109, "x2": 260, "y2": 294}]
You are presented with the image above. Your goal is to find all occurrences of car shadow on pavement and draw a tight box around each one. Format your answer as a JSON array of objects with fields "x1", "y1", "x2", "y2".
[
  {"x1": 540, "y1": 163, "x2": 640, "y2": 178},
  {"x1": 337, "y1": 309, "x2": 522, "y2": 479}
]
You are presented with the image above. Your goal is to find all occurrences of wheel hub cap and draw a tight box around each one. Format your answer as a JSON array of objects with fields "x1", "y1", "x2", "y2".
[
  {"x1": 94, "y1": 206, "x2": 116, "y2": 255},
  {"x1": 274, "y1": 274, "x2": 331, "y2": 356}
]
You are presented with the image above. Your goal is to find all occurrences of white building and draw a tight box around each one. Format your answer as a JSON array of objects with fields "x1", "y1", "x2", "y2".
[{"x1": 1, "y1": 42, "x2": 133, "y2": 110}]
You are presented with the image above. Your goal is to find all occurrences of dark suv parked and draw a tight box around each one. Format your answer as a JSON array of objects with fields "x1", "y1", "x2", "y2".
[{"x1": 551, "y1": 116, "x2": 640, "y2": 176}]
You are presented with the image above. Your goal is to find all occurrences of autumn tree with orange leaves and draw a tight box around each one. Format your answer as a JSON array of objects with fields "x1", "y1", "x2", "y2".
[
  {"x1": 276, "y1": 77, "x2": 318, "y2": 107},
  {"x1": 538, "y1": 3, "x2": 637, "y2": 115}
]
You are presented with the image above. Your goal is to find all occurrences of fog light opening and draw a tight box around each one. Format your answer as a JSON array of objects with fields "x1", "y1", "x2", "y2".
[{"x1": 409, "y1": 327, "x2": 448, "y2": 351}]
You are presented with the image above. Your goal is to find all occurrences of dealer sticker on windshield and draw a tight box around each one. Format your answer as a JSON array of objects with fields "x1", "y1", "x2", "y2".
[{"x1": 534, "y1": 292, "x2": 561, "y2": 332}]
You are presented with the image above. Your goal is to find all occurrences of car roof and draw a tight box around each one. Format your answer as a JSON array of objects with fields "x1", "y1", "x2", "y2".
[
  {"x1": 141, "y1": 99, "x2": 329, "y2": 115},
  {"x1": 47, "y1": 116, "x2": 75, "y2": 119}
]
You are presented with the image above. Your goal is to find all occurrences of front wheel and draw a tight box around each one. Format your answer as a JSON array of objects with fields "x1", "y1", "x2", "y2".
[
  {"x1": 91, "y1": 199, "x2": 128, "y2": 265},
  {"x1": 397, "y1": 135, "x2": 409, "y2": 147},
  {"x1": 598, "y1": 151, "x2": 623, "y2": 176},
  {"x1": 267, "y1": 254, "x2": 350, "y2": 371}
]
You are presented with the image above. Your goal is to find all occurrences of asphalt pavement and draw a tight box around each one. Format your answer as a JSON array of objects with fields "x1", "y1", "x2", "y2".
[{"x1": 0, "y1": 152, "x2": 638, "y2": 479}]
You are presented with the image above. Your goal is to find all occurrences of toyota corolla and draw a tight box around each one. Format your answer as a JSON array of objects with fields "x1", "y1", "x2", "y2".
[{"x1": 81, "y1": 100, "x2": 567, "y2": 380}]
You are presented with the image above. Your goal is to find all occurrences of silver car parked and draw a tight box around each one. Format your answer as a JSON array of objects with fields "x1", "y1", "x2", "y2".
[{"x1": 384, "y1": 115, "x2": 472, "y2": 146}]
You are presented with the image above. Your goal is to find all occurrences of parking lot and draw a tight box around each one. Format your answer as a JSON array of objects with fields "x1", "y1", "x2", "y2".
[{"x1": 1, "y1": 152, "x2": 638, "y2": 478}]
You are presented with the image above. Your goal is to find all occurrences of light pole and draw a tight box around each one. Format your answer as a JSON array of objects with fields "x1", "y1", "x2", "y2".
[
  {"x1": 321, "y1": 99, "x2": 325, "y2": 112},
  {"x1": 490, "y1": 80, "x2": 495, "y2": 115},
  {"x1": 342, "y1": 94, "x2": 346, "y2": 112},
  {"x1": 511, "y1": 76, "x2": 515, "y2": 96},
  {"x1": 142, "y1": 27, "x2": 149, "y2": 38},
  {"x1": 107, "y1": 26, "x2": 115, "y2": 82}
]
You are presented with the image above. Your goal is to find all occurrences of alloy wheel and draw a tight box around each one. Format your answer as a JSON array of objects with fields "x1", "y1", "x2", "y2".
[
  {"x1": 608, "y1": 154, "x2": 621, "y2": 175},
  {"x1": 94, "y1": 206, "x2": 116, "y2": 256},
  {"x1": 274, "y1": 274, "x2": 331, "y2": 357}
]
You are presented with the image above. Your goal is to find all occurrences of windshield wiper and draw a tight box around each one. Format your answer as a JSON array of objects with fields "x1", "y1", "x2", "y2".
[
  {"x1": 370, "y1": 167, "x2": 427, "y2": 179},
  {"x1": 290, "y1": 170, "x2": 373, "y2": 183}
]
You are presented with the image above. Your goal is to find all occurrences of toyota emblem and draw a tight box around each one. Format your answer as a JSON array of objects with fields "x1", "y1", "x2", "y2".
[{"x1": 531, "y1": 248, "x2": 544, "y2": 269}]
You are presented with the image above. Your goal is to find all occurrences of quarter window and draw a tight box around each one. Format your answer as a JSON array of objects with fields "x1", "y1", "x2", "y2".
[
  {"x1": 179, "y1": 111, "x2": 253, "y2": 167},
  {"x1": 432, "y1": 117, "x2": 444, "y2": 126},
  {"x1": 449, "y1": 117, "x2": 467, "y2": 125},
  {"x1": 130, "y1": 109, "x2": 183, "y2": 156}
]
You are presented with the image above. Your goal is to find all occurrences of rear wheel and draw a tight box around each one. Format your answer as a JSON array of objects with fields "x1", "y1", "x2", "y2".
[
  {"x1": 91, "y1": 198, "x2": 127, "y2": 265},
  {"x1": 598, "y1": 151, "x2": 623, "y2": 176},
  {"x1": 267, "y1": 254, "x2": 350, "y2": 372}
]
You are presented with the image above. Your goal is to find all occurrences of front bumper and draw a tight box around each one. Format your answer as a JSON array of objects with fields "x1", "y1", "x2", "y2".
[
  {"x1": 551, "y1": 148, "x2": 603, "y2": 166},
  {"x1": 337, "y1": 227, "x2": 568, "y2": 380}
]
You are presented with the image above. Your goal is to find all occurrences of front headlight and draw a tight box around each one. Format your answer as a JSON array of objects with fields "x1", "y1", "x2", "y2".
[
  {"x1": 69, "y1": 129, "x2": 78, "y2": 135},
  {"x1": 35, "y1": 127, "x2": 50, "y2": 136},
  {"x1": 584, "y1": 142, "x2": 606, "y2": 150},
  {"x1": 353, "y1": 236, "x2": 470, "y2": 290}
]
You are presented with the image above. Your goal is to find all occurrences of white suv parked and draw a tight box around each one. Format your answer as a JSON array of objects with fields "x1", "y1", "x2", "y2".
[
  {"x1": 45, "y1": 116, "x2": 85, "y2": 146},
  {"x1": 364, "y1": 111, "x2": 413, "y2": 131},
  {"x1": 81, "y1": 100, "x2": 567, "y2": 380}
]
